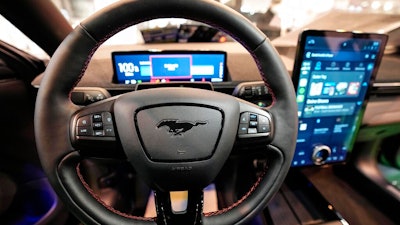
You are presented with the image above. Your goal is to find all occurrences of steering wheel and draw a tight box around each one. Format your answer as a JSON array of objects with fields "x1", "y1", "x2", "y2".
[{"x1": 34, "y1": 0, "x2": 297, "y2": 224}]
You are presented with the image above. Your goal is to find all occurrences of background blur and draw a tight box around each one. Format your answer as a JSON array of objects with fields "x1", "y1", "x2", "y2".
[{"x1": 1, "y1": 0, "x2": 400, "y2": 58}]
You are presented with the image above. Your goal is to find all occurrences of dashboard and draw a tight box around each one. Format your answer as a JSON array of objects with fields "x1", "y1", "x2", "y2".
[{"x1": 32, "y1": 40, "x2": 400, "y2": 168}]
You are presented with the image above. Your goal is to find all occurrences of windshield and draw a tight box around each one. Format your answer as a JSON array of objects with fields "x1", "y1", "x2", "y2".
[
  {"x1": 1, "y1": 0, "x2": 400, "y2": 56},
  {"x1": 50, "y1": 0, "x2": 400, "y2": 42}
]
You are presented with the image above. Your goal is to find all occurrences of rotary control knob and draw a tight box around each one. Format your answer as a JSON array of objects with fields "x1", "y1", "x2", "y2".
[{"x1": 312, "y1": 145, "x2": 331, "y2": 165}]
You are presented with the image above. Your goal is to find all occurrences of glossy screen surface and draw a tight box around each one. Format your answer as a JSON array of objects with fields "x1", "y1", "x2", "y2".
[
  {"x1": 292, "y1": 30, "x2": 387, "y2": 167},
  {"x1": 112, "y1": 51, "x2": 226, "y2": 84}
]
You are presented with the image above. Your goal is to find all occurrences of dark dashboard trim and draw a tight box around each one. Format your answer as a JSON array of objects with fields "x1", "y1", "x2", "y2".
[{"x1": 371, "y1": 82, "x2": 400, "y2": 96}]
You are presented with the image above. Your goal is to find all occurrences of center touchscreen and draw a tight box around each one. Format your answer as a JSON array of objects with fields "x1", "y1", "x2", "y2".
[
  {"x1": 291, "y1": 30, "x2": 387, "y2": 167},
  {"x1": 112, "y1": 51, "x2": 226, "y2": 84}
]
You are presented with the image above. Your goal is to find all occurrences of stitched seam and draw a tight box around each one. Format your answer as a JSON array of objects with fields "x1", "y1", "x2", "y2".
[
  {"x1": 76, "y1": 163, "x2": 155, "y2": 221},
  {"x1": 204, "y1": 168, "x2": 267, "y2": 217},
  {"x1": 71, "y1": 15, "x2": 276, "y2": 219},
  {"x1": 207, "y1": 22, "x2": 277, "y2": 107}
]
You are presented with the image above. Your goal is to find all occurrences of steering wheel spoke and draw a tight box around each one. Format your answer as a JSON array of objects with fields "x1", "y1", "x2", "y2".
[
  {"x1": 154, "y1": 189, "x2": 203, "y2": 225},
  {"x1": 232, "y1": 101, "x2": 274, "y2": 154},
  {"x1": 71, "y1": 98, "x2": 125, "y2": 159}
]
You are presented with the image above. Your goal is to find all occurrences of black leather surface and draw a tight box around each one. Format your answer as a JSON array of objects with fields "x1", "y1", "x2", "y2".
[
  {"x1": 114, "y1": 88, "x2": 239, "y2": 192},
  {"x1": 81, "y1": 0, "x2": 265, "y2": 51},
  {"x1": 34, "y1": 0, "x2": 297, "y2": 224}
]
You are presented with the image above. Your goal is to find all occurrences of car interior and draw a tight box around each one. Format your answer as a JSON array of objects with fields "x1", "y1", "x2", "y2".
[{"x1": 0, "y1": 0, "x2": 400, "y2": 225}]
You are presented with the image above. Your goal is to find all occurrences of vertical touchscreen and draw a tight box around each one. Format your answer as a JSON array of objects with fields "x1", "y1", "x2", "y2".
[{"x1": 291, "y1": 30, "x2": 387, "y2": 167}]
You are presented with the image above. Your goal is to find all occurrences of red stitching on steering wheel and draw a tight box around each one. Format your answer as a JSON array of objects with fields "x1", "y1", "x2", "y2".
[{"x1": 76, "y1": 163, "x2": 155, "y2": 222}]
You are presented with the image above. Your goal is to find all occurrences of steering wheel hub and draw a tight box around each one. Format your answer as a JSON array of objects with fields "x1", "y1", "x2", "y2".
[
  {"x1": 114, "y1": 88, "x2": 239, "y2": 191},
  {"x1": 136, "y1": 105, "x2": 222, "y2": 162}
]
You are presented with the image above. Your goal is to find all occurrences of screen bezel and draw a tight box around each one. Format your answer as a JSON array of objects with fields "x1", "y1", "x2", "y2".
[
  {"x1": 291, "y1": 30, "x2": 388, "y2": 167},
  {"x1": 292, "y1": 30, "x2": 388, "y2": 91},
  {"x1": 111, "y1": 50, "x2": 228, "y2": 84}
]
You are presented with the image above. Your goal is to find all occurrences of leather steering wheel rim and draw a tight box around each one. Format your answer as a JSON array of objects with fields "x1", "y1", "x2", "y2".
[{"x1": 34, "y1": 0, "x2": 298, "y2": 224}]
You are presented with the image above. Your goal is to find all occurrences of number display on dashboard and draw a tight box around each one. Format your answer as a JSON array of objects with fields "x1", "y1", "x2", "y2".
[{"x1": 112, "y1": 50, "x2": 226, "y2": 84}]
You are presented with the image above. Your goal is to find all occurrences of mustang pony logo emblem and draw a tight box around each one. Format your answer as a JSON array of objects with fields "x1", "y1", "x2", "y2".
[{"x1": 157, "y1": 119, "x2": 207, "y2": 136}]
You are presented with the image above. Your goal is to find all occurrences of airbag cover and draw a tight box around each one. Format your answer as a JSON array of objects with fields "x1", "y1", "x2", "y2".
[{"x1": 136, "y1": 105, "x2": 223, "y2": 162}]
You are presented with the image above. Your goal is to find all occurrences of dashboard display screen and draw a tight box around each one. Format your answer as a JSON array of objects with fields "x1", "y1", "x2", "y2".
[
  {"x1": 112, "y1": 51, "x2": 226, "y2": 84},
  {"x1": 291, "y1": 30, "x2": 387, "y2": 167}
]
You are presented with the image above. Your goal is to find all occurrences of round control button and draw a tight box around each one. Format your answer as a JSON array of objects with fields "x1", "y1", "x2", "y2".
[{"x1": 312, "y1": 145, "x2": 331, "y2": 165}]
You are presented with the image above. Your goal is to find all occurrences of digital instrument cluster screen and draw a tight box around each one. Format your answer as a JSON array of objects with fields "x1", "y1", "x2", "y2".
[
  {"x1": 291, "y1": 30, "x2": 387, "y2": 167},
  {"x1": 112, "y1": 51, "x2": 226, "y2": 84}
]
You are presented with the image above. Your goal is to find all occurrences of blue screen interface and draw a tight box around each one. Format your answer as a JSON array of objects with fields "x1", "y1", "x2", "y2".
[
  {"x1": 292, "y1": 33, "x2": 386, "y2": 167},
  {"x1": 112, "y1": 51, "x2": 226, "y2": 84}
]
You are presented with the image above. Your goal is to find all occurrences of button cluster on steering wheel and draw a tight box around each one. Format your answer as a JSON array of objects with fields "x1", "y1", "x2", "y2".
[
  {"x1": 238, "y1": 112, "x2": 271, "y2": 138},
  {"x1": 76, "y1": 112, "x2": 115, "y2": 138}
]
